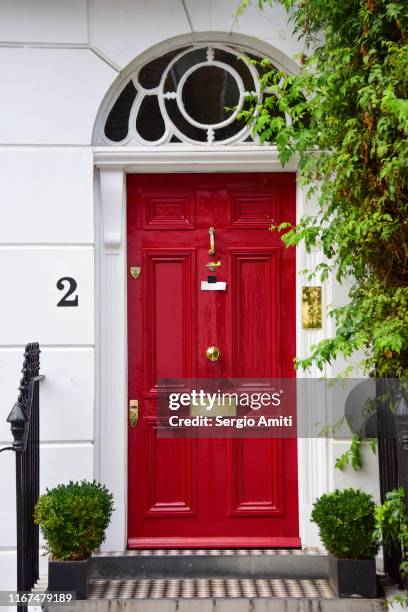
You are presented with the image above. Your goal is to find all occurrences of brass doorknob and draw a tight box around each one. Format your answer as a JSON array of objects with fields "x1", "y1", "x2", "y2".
[{"x1": 206, "y1": 346, "x2": 220, "y2": 362}]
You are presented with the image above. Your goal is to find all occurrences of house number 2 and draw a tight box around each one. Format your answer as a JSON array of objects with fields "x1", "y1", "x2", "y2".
[{"x1": 56, "y1": 277, "x2": 79, "y2": 307}]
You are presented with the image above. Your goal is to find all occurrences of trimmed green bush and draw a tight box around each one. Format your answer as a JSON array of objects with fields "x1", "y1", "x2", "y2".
[
  {"x1": 311, "y1": 488, "x2": 380, "y2": 559},
  {"x1": 34, "y1": 480, "x2": 114, "y2": 560}
]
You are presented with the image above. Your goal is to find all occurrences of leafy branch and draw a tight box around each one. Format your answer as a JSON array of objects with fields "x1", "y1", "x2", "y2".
[{"x1": 238, "y1": 0, "x2": 408, "y2": 378}]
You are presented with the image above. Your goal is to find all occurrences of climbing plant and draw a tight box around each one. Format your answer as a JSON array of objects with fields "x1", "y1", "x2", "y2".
[{"x1": 238, "y1": 0, "x2": 408, "y2": 377}]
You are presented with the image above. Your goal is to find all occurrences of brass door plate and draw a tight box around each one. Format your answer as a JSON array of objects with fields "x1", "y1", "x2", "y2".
[
  {"x1": 129, "y1": 399, "x2": 138, "y2": 427},
  {"x1": 130, "y1": 266, "x2": 141, "y2": 279},
  {"x1": 302, "y1": 286, "x2": 322, "y2": 329}
]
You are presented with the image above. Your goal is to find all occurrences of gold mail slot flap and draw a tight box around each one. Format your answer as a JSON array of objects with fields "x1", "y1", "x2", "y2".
[{"x1": 190, "y1": 399, "x2": 237, "y2": 417}]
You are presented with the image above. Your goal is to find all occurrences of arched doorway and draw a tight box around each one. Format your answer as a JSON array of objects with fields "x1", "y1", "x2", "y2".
[{"x1": 93, "y1": 36, "x2": 309, "y2": 550}]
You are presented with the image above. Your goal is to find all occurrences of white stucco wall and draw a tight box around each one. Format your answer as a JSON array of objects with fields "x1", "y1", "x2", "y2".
[{"x1": 0, "y1": 0, "x2": 379, "y2": 592}]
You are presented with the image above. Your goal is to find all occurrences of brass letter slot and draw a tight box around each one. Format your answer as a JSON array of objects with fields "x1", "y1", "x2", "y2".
[{"x1": 190, "y1": 398, "x2": 237, "y2": 418}]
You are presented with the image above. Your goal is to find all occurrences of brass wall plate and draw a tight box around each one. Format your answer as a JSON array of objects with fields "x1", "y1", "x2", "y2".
[
  {"x1": 302, "y1": 286, "x2": 322, "y2": 329},
  {"x1": 130, "y1": 266, "x2": 141, "y2": 279}
]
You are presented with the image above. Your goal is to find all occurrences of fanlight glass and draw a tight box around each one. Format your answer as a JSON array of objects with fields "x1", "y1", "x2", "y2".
[{"x1": 100, "y1": 44, "x2": 275, "y2": 146}]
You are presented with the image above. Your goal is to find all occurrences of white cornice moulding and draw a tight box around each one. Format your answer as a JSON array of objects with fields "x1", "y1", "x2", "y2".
[
  {"x1": 99, "y1": 168, "x2": 124, "y2": 249},
  {"x1": 93, "y1": 146, "x2": 299, "y2": 173}
]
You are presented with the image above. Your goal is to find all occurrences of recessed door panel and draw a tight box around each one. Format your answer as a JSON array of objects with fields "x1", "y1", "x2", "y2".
[
  {"x1": 144, "y1": 417, "x2": 196, "y2": 517},
  {"x1": 229, "y1": 438, "x2": 284, "y2": 516},
  {"x1": 231, "y1": 250, "x2": 280, "y2": 379},
  {"x1": 144, "y1": 249, "x2": 195, "y2": 392}
]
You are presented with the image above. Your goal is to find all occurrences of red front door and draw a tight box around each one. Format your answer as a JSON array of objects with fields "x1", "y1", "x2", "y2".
[{"x1": 127, "y1": 173, "x2": 299, "y2": 548}]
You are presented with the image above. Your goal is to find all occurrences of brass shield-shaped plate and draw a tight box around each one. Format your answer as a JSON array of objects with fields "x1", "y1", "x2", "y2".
[{"x1": 130, "y1": 266, "x2": 141, "y2": 279}]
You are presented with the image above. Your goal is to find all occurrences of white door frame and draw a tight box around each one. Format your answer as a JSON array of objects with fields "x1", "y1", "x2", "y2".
[{"x1": 94, "y1": 145, "x2": 331, "y2": 551}]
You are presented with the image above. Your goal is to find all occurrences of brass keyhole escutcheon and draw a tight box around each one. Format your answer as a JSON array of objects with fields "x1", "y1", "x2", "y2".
[
  {"x1": 206, "y1": 345, "x2": 220, "y2": 362},
  {"x1": 130, "y1": 266, "x2": 141, "y2": 279}
]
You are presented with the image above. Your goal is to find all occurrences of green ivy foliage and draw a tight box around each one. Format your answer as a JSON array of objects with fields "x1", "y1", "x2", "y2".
[
  {"x1": 311, "y1": 488, "x2": 380, "y2": 558},
  {"x1": 34, "y1": 480, "x2": 114, "y2": 561},
  {"x1": 335, "y1": 434, "x2": 364, "y2": 471},
  {"x1": 374, "y1": 487, "x2": 408, "y2": 603},
  {"x1": 238, "y1": 0, "x2": 408, "y2": 376}
]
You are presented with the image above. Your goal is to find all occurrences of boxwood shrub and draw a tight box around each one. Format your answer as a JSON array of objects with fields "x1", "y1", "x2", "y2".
[
  {"x1": 34, "y1": 480, "x2": 114, "y2": 560},
  {"x1": 311, "y1": 488, "x2": 380, "y2": 559}
]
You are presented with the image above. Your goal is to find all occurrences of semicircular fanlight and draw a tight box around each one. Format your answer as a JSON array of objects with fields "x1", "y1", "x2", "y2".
[{"x1": 101, "y1": 44, "x2": 283, "y2": 146}]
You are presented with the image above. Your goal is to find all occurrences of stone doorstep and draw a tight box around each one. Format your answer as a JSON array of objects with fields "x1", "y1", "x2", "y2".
[
  {"x1": 88, "y1": 577, "x2": 335, "y2": 598},
  {"x1": 37, "y1": 550, "x2": 388, "y2": 612},
  {"x1": 42, "y1": 598, "x2": 386, "y2": 612},
  {"x1": 91, "y1": 549, "x2": 329, "y2": 580}
]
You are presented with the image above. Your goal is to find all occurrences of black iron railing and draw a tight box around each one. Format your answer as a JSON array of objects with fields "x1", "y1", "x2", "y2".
[{"x1": 1, "y1": 343, "x2": 43, "y2": 602}]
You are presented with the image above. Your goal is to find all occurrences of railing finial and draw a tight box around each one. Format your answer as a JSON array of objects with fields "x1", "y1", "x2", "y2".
[
  {"x1": 4, "y1": 341, "x2": 42, "y2": 599},
  {"x1": 7, "y1": 343, "x2": 41, "y2": 452}
]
